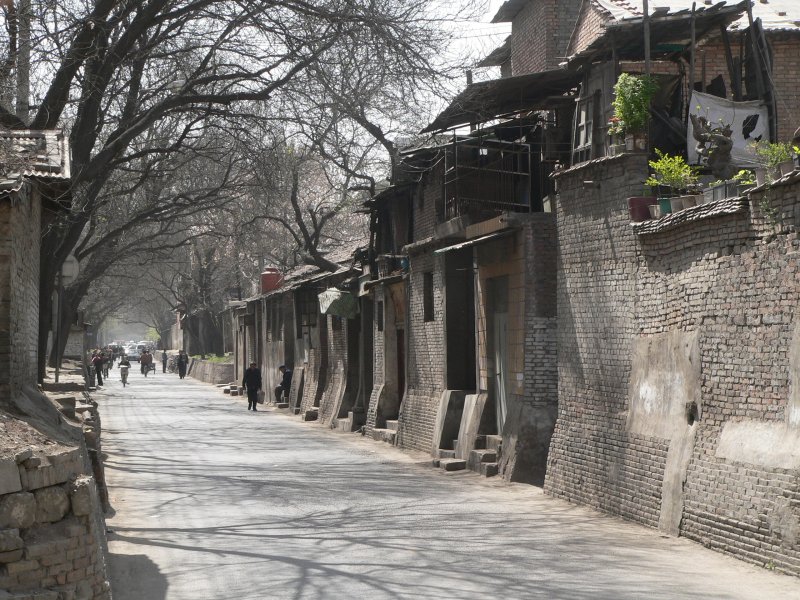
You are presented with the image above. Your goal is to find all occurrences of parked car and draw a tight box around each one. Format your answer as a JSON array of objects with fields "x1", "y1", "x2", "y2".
[{"x1": 125, "y1": 346, "x2": 140, "y2": 361}]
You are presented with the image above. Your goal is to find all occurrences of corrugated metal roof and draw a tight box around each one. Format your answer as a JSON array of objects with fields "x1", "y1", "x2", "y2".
[{"x1": 594, "y1": 0, "x2": 800, "y2": 32}]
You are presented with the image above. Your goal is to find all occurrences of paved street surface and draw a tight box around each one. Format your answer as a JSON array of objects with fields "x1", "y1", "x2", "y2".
[{"x1": 99, "y1": 369, "x2": 800, "y2": 600}]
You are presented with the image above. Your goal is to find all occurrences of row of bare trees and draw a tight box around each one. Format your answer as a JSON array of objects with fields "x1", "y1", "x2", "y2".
[{"x1": 0, "y1": 0, "x2": 484, "y2": 374}]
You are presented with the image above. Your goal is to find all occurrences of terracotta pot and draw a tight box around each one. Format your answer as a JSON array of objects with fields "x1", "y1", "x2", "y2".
[{"x1": 627, "y1": 196, "x2": 656, "y2": 222}]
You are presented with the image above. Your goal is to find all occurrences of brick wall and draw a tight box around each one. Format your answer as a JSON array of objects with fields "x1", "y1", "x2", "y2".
[
  {"x1": 397, "y1": 253, "x2": 444, "y2": 452},
  {"x1": 568, "y1": 1, "x2": 607, "y2": 56},
  {"x1": 0, "y1": 185, "x2": 41, "y2": 406},
  {"x1": 317, "y1": 315, "x2": 349, "y2": 425},
  {"x1": 365, "y1": 287, "x2": 386, "y2": 433},
  {"x1": 510, "y1": 0, "x2": 582, "y2": 76},
  {"x1": 546, "y1": 152, "x2": 800, "y2": 575}
]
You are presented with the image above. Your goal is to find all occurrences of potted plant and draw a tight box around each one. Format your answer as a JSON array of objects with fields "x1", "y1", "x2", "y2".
[
  {"x1": 608, "y1": 116, "x2": 627, "y2": 156},
  {"x1": 627, "y1": 188, "x2": 657, "y2": 222},
  {"x1": 612, "y1": 73, "x2": 659, "y2": 151},
  {"x1": 645, "y1": 149, "x2": 699, "y2": 214},
  {"x1": 732, "y1": 169, "x2": 755, "y2": 197},
  {"x1": 753, "y1": 141, "x2": 794, "y2": 183}
]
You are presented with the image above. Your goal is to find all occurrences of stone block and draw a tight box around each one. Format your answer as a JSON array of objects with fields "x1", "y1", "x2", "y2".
[
  {"x1": 13, "y1": 449, "x2": 33, "y2": 464},
  {"x1": 0, "y1": 492, "x2": 35, "y2": 528},
  {"x1": 0, "y1": 528, "x2": 23, "y2": 552},
  {"x1": 439, "y1": 459, "x2": 467, "y2": 472},
  {"x1": 69, "y1": 477, "x2": 93, "y2": 517},
  {"x1": 34, "y1": 486, "x2": 70, "y2": 523},
  {"x1": 3, "y1": 558, "x2": 39, "y2": 574},
  {"x1": 0, "y1": 458, "x2": 22, "y2": 495},
  {"x1": 0, "y1": 548, "x2": 23, "y2": 563}
]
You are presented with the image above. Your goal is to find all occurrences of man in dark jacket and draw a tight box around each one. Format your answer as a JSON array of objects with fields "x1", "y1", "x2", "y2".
[
  {"x1": 274, "y1": 365, "x2": 292, "y2": 403},
  {"x1": 242, "y1": 362, "x2": 262, "y2": 411}
]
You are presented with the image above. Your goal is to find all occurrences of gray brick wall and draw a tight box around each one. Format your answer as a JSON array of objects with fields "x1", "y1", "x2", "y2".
[
  {"x1": 546, "y1": 152, "x2": 800, "y2": 575},
  {"x1": 397, "y1": 253, "x2": 445, "y2": 452},
  {"x1": 0, "y1": 184, "x2": 41, "y2": 405}
]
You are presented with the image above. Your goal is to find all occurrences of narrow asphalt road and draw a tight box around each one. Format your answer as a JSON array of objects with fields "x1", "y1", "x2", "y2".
[{"x1": 98, "y1": 367, "x2": 799, "y2": 600}]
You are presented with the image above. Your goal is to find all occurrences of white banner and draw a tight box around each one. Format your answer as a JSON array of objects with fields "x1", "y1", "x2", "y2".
[{"x1": 687, "y1": 91, "x2": 769, "y2": 167}]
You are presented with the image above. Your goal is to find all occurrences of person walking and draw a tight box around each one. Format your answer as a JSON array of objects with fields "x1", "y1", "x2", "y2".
[
  {"x1": 242, "y1": 362, "x2": 262, "y2": 411},
  {"x1": 91, "y1": 352, "x2": 104, "y2": 387},
  {"x1": 274, "y1": 365, "x2": 293, "y2": 403},
  {"x1": 176, "y1": 350, "x2": 189, "y2": 379},
  {"x1": 162, "y1": 350, "x2": 168, "y2": 373}
]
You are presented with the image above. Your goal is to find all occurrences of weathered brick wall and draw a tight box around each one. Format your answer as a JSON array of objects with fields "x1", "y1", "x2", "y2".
[
  {"x1": 188, "y1": 358, "x2": 234, "y2": 385},
  {"x1": 414, "y1": 169, "x2": 442, "y2": 241},
  {"x1": 0, "y1": 446, "x2": 111, "y2": 599},
  {"x1": 547, "y1": 152, "x2": 800, "y2": 574},
  {"x1": 0, "y1": 185, "x2": 41, "y2": 405},
  {"x1": 298, "y1": 320, "x2": 326, "y2": 415},
  {"x1": 545, "y1": 153, "x2": 673, "y2": 529},
  {"x1": 397, "y1": 253, "x2": 444, "y2": 452},
  {"x1": 318, "y1": 315, "x2": 349, "y2": 425},
  {"x1": 260, "y1": 295, "x2": 293, "y2": 398},
  {"x1": 568, "y1": 1, "x2": 607, "y2": 56},
  {"x1": 365, "y1": 288, "x2": 386, "y2": 433},
  {"x1": 510, "y1": 0, "x2": 581, "y2": 76}
]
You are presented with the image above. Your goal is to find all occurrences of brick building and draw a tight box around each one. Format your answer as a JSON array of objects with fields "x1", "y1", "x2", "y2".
[{"x1": 1, "y1": 130, "x2": 113, "y2": 597}]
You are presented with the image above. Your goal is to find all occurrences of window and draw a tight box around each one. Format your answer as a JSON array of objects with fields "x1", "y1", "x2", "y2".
[
  {"x1": 573, "y1": 95, "x2": 594, "y2": 164},
  {"x1": 423, "y1": 272, "x2": 434, "y2": 322},
  {"x1": 376, "y1": 301, "x2": 384, "y2": 332}
]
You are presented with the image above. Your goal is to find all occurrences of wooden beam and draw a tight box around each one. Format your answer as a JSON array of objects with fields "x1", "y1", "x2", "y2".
[{"x1": 719, "y1": 25, "x2": 740, "y2": 100}]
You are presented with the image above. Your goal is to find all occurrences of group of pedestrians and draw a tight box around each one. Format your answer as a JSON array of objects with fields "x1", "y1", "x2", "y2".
[
  {"x1": 241, "y1": 363, "x2": 292, "y2": 411},
  {"x1": 89, "y1": 347, "x2": 190, "y2": 386}
]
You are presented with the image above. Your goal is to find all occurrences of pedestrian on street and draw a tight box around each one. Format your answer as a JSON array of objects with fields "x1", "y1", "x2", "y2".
[
  {"x1": 176, "y1": 350, "x2": 189, "y2": 379},
  {"x1": 162, "y1": 350, "x2": 168, "y2": 373},
  {"x1": 242, "y1": 362, "x2": 262, "y2": 411},
  {"x1": 91, "y1": 352, "x2": 104, "y2": 387},
  {"x1": 274, "y1": 365, "x2": 292, "y2": 403},
  {"x1": 140, "y1": 349, "x2": 154, "y2": 376}
]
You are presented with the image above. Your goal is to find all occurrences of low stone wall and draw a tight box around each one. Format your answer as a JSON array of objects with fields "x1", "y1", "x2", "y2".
[
  {"x1": 188, "y1": 359, "x2": 235, "y2": 385},
  {"x1": 0, "y1": 436, "x2": 110, "y2": 599}
]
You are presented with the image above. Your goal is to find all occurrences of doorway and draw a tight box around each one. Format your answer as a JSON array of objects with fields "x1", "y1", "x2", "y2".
[{"x1": 487, "y1": 276, "x2": 509, "y2": 433}]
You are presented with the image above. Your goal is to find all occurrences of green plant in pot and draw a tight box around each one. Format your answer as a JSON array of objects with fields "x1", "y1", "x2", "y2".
[
  {"x1": 612, "y1": 73, "x2": 659, "y2": 151},
  {"x1": 732, "y1": 169, "x2": 755, "y2": 196},
  {"x1": 645, "y1": 149, "x2": 699, "y2": 214},
  {"x1": 752, "y1": 140, "x2": 794, "y2": 184}
]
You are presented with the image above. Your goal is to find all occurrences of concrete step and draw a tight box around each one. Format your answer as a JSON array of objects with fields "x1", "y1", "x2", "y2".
[
  {"x1": 439, "y1": 458, "x2": 467, "y2": 472},
  {"x1": 371, "y1": 428, "x2": 396, "y2": 444},
  {"x1": 334, "y1": 415, "x2": 353, "y2": 432},
  {"x1": 467, "y1": 449, "x2": 498, "y2": 472},
  {"x1": 293, "y1": 407, "x2": 301, "y2": 415},
  {"x1": 436, "y1": 449, "x2": 456, "y2": 460},
  {"x1": 385, "y1": 420, "x2": 399, "y2": 431},
  {"x1": 223, "y1": 388, "x2": 231, "y2": 394},
  {"x1": 480, "y1": 462, "x2": 499, "y2": 477},
  {"x1": 485, "y1": 435, "x2": 503, "y2": 453},
  {"x1": 230, "y1": 389, "x2": 239, "y2": 396},
  {"x1": 303, "y1": 408, "x2": 318, "y2": 422},
  {"x1": 473, "y1": 435, "x2": 487, "y2": 450},
  {"x1": 276, "y1": 402, "x2": 290, "y2": 409}
]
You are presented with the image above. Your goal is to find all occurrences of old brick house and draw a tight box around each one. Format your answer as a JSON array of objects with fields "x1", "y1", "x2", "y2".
[
  {"x1": 226, "y1": 244, "x2": 367, "y2": 429},
  {"x1": 422, "y1": 0, "x2": 800, "y2": 576}
]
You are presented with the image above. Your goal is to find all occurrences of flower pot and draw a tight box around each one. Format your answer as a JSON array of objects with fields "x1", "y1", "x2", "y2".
[
  {"x1": 737, "y1": 183, "x2": 752, "y2": 197},
  {"x1": 670, "y1": 197, "x2": 684, "y2": 212},
  {"x1": 755, "y1": 167, "x2": 767, "y2": 187},
  {"x1": 658, "y1": 197, "x2": 673, "y2": 215},
  {"x1": 680, "y1": 195, "x2": 697, "y2": 208},
  {"x1": 625, "y1": 135, "x2": 635, "y2": 151},
  {"x1": 634, "y1": 134, "x2": 647, "y2": 151},
  {"x1": 648, "y1": 204, "x2": 661, "y2": 219},
  {"x1": 628, "y1": 196, "x2": 656, "y2": 222},
  {"x1": 702, "y1": 189, "x2": 714, "y2": 204},
  {"x1": 779, "y1": 159, "x2": 795, "y2": 177}
]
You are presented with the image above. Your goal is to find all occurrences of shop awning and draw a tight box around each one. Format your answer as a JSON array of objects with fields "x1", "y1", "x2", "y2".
[
  {"x1": 318, "y1": 289, "x2": 359, "y2": 319},
  {"x1": 433, "y1": 229, "x2": 516, "y2": 254},
  {"x1": 421, "y1": 69, "x2": 581, "y2": 133}
]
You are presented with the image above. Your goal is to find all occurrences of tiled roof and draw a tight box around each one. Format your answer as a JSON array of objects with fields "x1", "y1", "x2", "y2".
[
  {"x1": 0, "y1": 130, "x2": 71, "y2": 191},
  {"x1": 594, "y1": 0, "x2": 800, "y2": 32}
]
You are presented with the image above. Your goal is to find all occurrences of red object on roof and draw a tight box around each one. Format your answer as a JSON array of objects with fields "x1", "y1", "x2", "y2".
[{"x1": 261, "y1": 268, "x2": 284, "y2": 294}]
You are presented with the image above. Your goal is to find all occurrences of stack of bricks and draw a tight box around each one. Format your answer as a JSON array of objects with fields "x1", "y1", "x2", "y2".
[{"x1": 0, "y1": 445, "x2": 110, "y2": 599}]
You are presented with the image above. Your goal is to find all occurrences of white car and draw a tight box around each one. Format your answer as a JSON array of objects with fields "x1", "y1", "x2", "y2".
[{"x1": 124, "y1": 346, "x2": 140, "y2": 361}]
